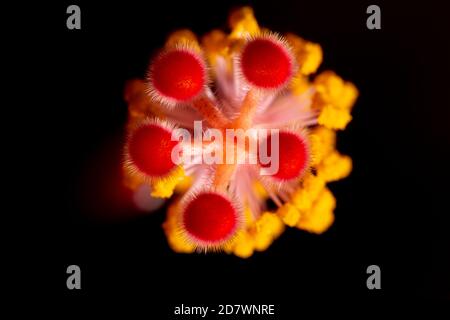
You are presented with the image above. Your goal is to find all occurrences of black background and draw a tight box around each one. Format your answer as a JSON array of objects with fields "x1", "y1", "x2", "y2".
[{"x1": 14, "y1": 0, "x2": 450, "y2": 314}]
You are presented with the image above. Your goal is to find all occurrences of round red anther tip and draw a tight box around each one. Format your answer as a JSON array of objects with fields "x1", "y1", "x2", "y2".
[
  {"x1": 150, "y1": 49, "x2": 206, "y2": 103},
  {"x1": 240, "y1": 37, "x2": 294, "y2": 89},
  {"x1": 127, "y1": 122, "x2": 178, "y2": 178},
  {"x1": 182, "y1": 192, "x2": 239, "y2": 246},
  {"x1": 260, "y1": 131, "x2": 309, "y2": 181}
]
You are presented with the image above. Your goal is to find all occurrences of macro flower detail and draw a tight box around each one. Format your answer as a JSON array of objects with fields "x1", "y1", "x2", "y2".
[{"x1": 123, "y1": 7, "x2": 358, "y2": 257}]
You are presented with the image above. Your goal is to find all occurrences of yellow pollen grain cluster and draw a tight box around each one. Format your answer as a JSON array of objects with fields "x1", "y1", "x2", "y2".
[
  {"x1": 290, "y1": 173, "x2": 326, "y2": 213},
  {"x1": 277, "y1": 203, "x2": 301, "y2": 227},
  {"x1": 224, "y1": 211, "x2": 285, "y2": 258},
  {"x1": 150, "y1": 166, "x2": 186, "y2": 198},
  {"x1": 202, "y1": 7, "x2": 260, "y2": 67},
  {"x1": 317, "y1": 151, "x2": 352, "y2": 182},
  {"x1": 317, "y1": 105, "x2": 353, "y2": 130},
  {"x1": 228, "y1": 7, "x2": 260, "y2": 39},
  {"x1": 313, "y1": 71, "x2": 358, "y2": 130},
  {"x1": 297, "y1": 188, "x2": 336, "y2": 234},
  {"x1": 252, "y1": 212, "x2": 285, "y2": 251},
  {"x1": 163, "y1": 201, "x2": 195, "y2": 253},
  {"x1": 285, "y1": 33, "x2": 323, "y2": 76}
]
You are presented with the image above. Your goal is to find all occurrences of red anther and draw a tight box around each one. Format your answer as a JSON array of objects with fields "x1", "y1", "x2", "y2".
[
  {"x1": 240, "y1": 36, "x2": 294, "y2": 89},
  {"x1": 260, "y1": 131, "x2": 309, "y2": 181},
  {"x1": 127, "y1": 122, "x2": 178, "y2": 178},
  {"x1": 182, "y1": 192, "x2": 240, "y2": 246},
  {"x1": 150, "y1": 48, "x2": 206, "y2": 103}
]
